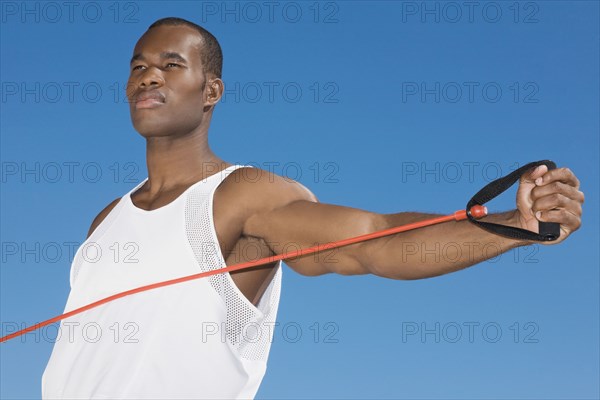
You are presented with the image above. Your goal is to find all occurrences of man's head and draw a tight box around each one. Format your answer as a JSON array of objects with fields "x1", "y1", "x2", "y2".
[
  {"x1": 148, "y1": 17, "x2": 223, "y2": 79},
  {"x1": 126, "y1": 18, "x2": 224, "y2": 138}
]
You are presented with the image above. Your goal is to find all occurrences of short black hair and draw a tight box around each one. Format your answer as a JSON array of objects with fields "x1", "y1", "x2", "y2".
[{"x1": 147, "y1": 17, "x2": 223, "y2": 78}]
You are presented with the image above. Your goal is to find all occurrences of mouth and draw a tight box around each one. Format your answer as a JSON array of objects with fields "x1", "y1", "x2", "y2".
[{"x1": 133, "y1": 90, "x2": 166, "y2": 110}]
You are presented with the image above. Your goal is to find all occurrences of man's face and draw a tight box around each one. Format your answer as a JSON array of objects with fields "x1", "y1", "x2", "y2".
[{"x1": 126, "y1": 25, "x2": 211, "y2": 137}]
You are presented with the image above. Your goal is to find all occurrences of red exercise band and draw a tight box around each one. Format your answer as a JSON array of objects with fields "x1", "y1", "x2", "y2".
[{"x1": 0, "y1": 205, "x2": 487, "y2": 343}]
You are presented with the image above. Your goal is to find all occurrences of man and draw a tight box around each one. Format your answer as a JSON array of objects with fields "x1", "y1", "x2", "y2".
[{"x1": 41, "y1": 17, "x2": 584, "y2": 399}]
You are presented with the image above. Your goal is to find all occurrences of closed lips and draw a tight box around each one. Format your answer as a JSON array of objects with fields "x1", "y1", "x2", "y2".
[{"x1": 135, "y1": 90, "x2": 165, "y2": 103}]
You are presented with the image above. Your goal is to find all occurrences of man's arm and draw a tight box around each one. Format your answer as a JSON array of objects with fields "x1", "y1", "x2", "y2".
[{"x1": 242, "y1": 165, "x2": 583, "y2": 280}]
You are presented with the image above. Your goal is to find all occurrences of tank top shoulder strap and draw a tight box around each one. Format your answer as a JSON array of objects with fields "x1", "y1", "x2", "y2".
[
  {"x1": 124, "y1": 178, "x2": 148, "y2": 197},
  {"x1": 201, "y1": 164, "x2": 254, "y2": 192}
]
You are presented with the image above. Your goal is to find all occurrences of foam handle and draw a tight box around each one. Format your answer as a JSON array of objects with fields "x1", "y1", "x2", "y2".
[{"x1": 538, "y1": 163, "x2": 561, "y2": 241}]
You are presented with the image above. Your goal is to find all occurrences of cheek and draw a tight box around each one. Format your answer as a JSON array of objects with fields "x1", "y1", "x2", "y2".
[
  {"x1": 170, "y1": 82, "x2": 206, "y2": 110},
  {"x1": 163, "y1": 86, "x2": 206, "y2": 128},
  {"x1": 125, "y1": 77, "x2": 138, "y2": 101}
]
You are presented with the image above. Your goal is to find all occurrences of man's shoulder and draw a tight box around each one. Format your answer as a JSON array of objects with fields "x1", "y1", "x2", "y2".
[
  {"x1": 220, "y1": 166, "x2": 318, "y2": 212},
  {"x1": 212, "y1": 166, "x2": 317, "y2": 242}
]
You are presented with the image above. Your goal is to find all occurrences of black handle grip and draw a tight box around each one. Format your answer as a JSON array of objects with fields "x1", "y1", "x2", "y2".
[
  {"x1": 538, "y1": 163, "x2": 561, "y2": 241},
  {"x1": 466, "y1": 160, "x2": 561, "y2": 242}
]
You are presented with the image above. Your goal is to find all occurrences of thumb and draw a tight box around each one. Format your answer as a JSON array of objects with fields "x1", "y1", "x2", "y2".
[{"x1": 521, "y1": 164, "x2": 548, "y2": 186}]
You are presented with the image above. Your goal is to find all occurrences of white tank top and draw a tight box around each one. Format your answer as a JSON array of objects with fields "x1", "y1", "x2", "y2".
[{"x1": 41, "y1": 165, "x2": 282, "y2": 399}]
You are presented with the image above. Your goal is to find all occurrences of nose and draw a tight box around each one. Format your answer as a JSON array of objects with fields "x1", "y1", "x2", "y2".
[{"x1": 139, "y1": 66, "x2": 165, "y2": 89}]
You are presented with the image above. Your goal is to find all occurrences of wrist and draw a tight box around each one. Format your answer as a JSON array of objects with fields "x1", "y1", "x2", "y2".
[{"x1": 480, "y1": 209, "x2": 531, "y2": 248}]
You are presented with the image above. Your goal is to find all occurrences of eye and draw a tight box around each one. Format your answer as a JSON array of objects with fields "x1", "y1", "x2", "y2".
[
  {"x1": 166, "y1": 63, "x2": 180, "y2": 68},
  {"x1": 132, "y1": 65, "x2": 145, "y2": 71}
]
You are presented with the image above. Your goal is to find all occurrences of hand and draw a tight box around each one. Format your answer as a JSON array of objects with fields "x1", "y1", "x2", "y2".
[{"x1": 516, "y1": 165, "x2": 584, "y2": 244}]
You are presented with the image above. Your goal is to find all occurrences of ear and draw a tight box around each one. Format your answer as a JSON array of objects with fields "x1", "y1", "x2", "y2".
[{"x1": 205, "y1": 77, "x2": 224, "y2": 107}]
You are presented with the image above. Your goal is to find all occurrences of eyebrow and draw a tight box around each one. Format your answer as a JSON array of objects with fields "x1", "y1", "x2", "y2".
[{"x1": 130, "y1": 52, "x2": 188, "y2": 65}]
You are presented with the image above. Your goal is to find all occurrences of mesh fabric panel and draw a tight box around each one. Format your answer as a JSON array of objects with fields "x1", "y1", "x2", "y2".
[{"x1": 184, "y1": 175, "x2": 282, "y2": 362}]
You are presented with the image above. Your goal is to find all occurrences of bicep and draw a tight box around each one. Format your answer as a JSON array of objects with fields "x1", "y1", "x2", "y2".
[{"x1": 244, "y1": 199, "x2": 381, "y2": 276}]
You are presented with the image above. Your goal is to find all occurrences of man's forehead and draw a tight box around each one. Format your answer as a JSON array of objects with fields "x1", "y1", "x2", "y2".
[{"x1": 133, "y1": 25, "x2": 204, "y2": 57}]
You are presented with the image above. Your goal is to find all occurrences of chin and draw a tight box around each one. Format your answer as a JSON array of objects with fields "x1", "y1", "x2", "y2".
[
  {"x1": 132, "y1": 118, "x2": 201, "y2": 139},
  {"x1": 131, "y1": 119, "x2": 171, "y2": 138},
  {"x1": 129, "y1": 109, "x2": 170, "y2": 135}
]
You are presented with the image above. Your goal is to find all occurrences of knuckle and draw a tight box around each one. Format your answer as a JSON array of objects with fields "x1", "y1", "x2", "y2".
[
  {"x1": 551, "y1": 181, "x2": 562, "y2": 192},
  {"x1": 558, "y1": 209, "x2": 568, "y2": 219},
  {"x1": 549, "y1": 193, "x2": 562, "y2": 204}
]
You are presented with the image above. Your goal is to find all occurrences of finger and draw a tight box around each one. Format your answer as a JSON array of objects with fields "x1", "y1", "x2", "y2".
[
  {"x1": 536, "y1": 167, "x2": 580, "y2": 189},
  {"x1": 535, "y1": 208, "x2": 581, "y2": 234},
  {"x1": 521, "y1": 164, "x2": 548, "y2": 185},
  {"x1": 531, "y1": 181, "x2": 586, "y2": 204},
  {"x1": 532, "y1": 194, "x2": 583, "y2": 219}
]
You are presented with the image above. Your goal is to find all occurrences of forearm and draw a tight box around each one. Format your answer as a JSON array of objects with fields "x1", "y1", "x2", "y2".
[{"x1": 361, "y1": 210, "x2": 529, "y2": 280}]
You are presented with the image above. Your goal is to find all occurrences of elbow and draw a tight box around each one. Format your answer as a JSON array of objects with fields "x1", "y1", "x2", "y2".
[
  {"x1": 352, "y1": 213, "x2": 407, "y2": 277},
  {"x1": 360, "y1": 213, "x2": 439, "y2": 281},
  {"x1": 368, "y1": 263, "x2": 424, "y2": 281},
  {"x1": 369, "y1": 259, "x2": 451, "y2": 281}
]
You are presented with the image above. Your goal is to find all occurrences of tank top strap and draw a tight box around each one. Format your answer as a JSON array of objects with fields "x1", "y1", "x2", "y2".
[
  {"x1": 129, "y1": 164, "x2": 253, "y2": 197},
  {"x1": 200, "y1": 164, "x2": 254, "y2": 193}
]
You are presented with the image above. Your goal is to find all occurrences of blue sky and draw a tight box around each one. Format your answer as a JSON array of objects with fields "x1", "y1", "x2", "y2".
[{"x1": 1, "y1": 1, "x2": 598, "y2": 399}]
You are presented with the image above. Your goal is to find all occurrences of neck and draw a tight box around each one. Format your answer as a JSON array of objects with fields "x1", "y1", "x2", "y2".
[{"x1": 144, "y1": 128, "x2": 229, "y2": 194}]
